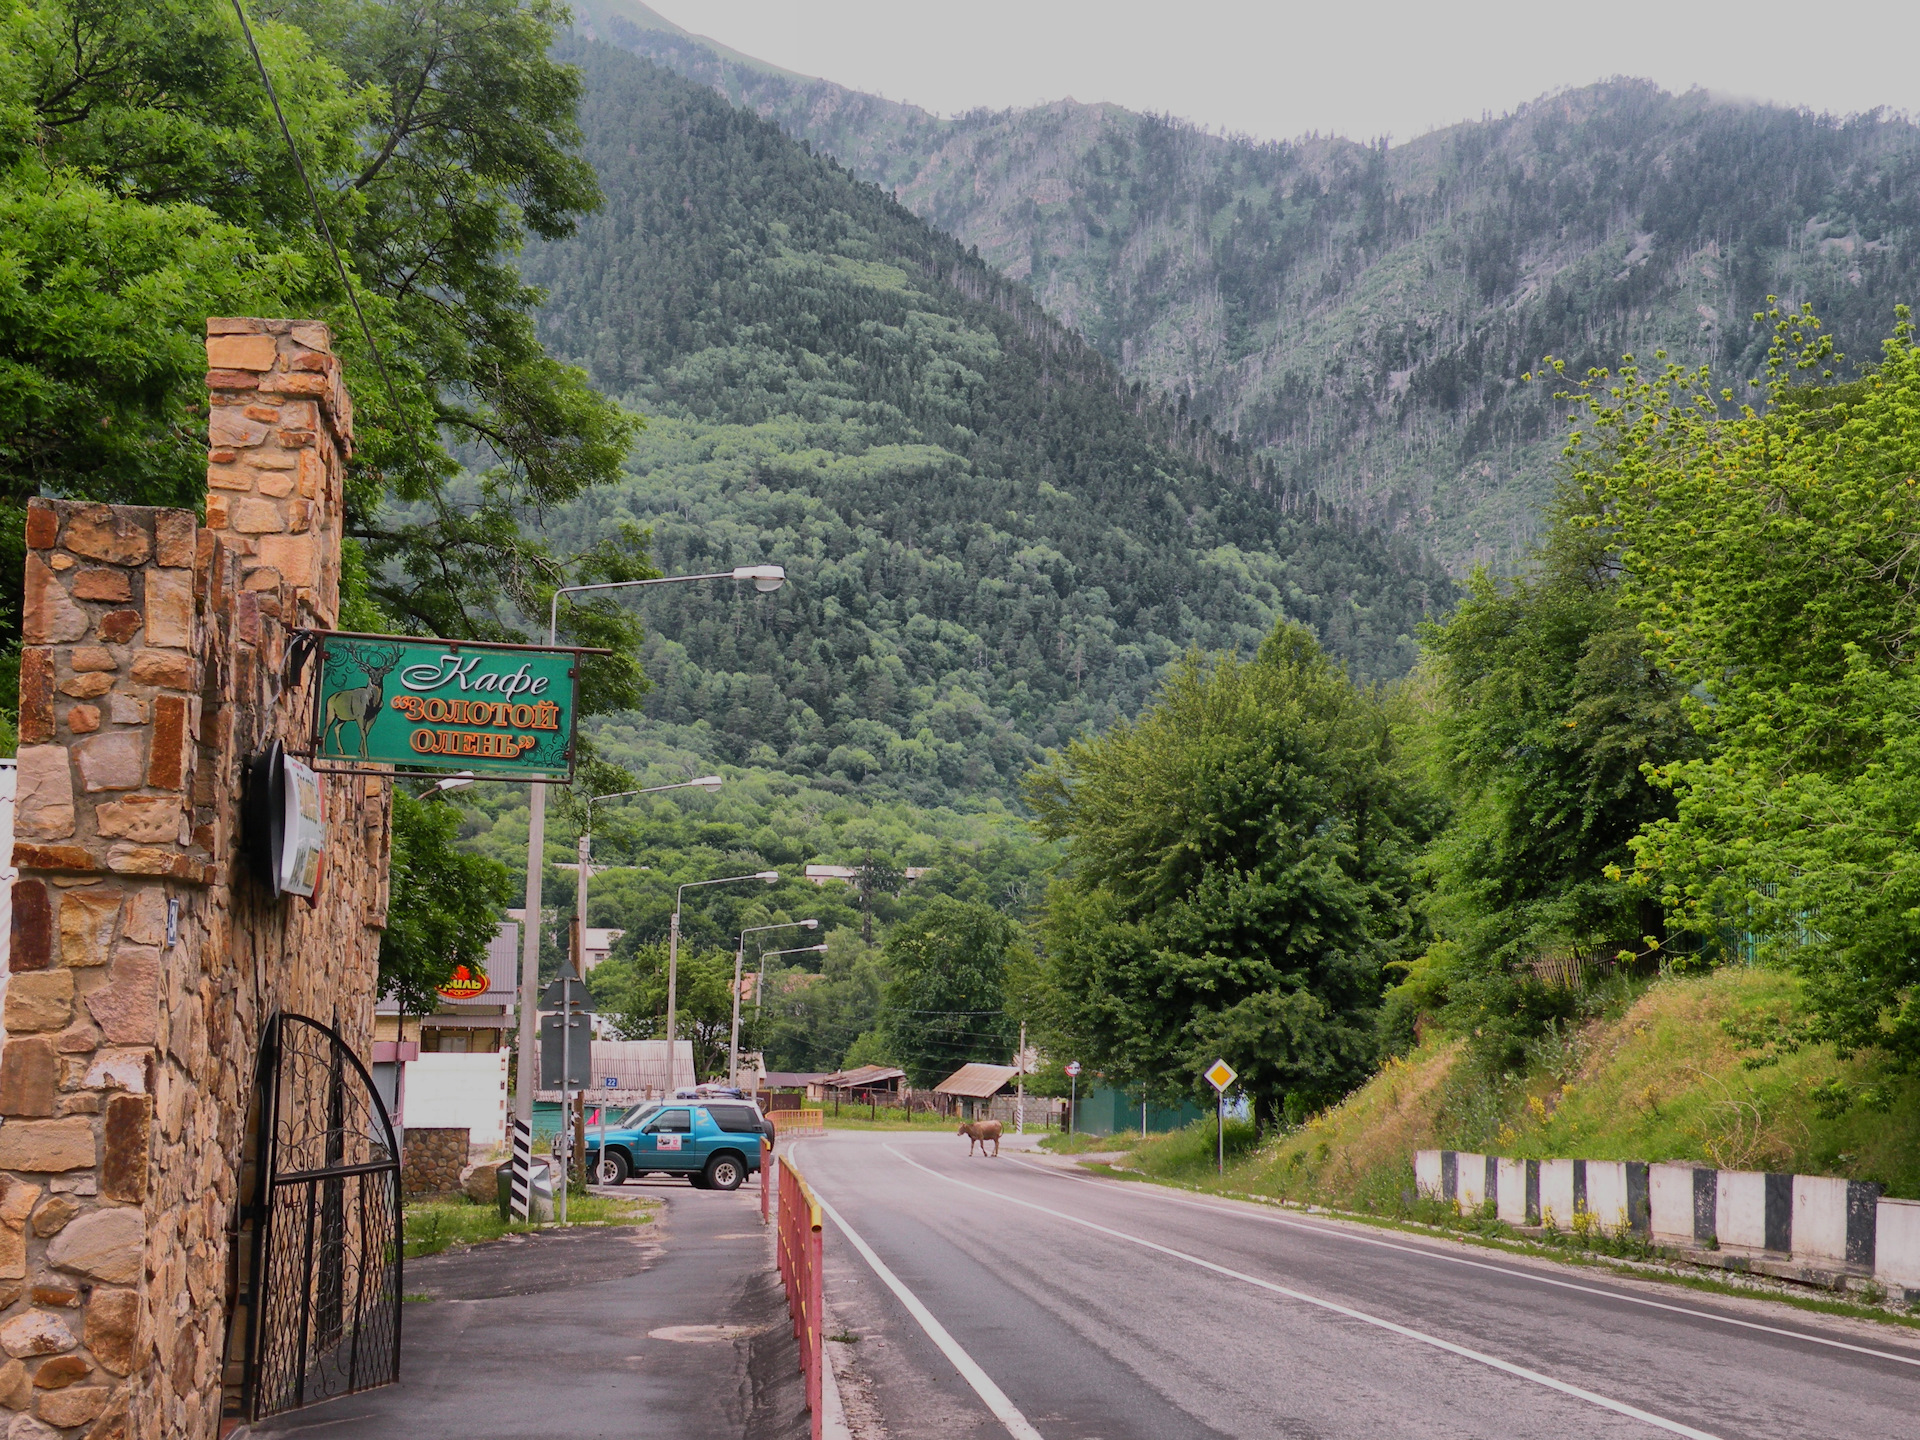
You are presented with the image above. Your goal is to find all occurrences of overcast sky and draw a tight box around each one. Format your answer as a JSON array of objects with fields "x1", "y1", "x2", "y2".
[{"x1": 644, "y1": 1, "x2": 1918, "y2": 144}]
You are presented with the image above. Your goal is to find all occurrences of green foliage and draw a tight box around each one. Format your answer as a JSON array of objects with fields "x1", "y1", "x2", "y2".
[
  {"x1": 1397, "y1": 507, "x2": 1698, "y2": 1065},
  {"x1": 1567, "y1": 305, "x2": 1920, "y2": 1070},
  {"x1": 0, "y1": 0, "x2": 641, "y2": 686},
  {"x1": 756, "y1": 928, "x2": 891, "y2": 1074},
  {"x1": 522, "y1": 38, "x2": 1450, "y2": 813},
  {"x1": 381, "y1": 790, "x2": 514, "y2": 1014},
  {"x1": 1027, "y1": 622, "x2": 1437, "y2": 1121},
  {"x1": 587, "y1": 939, "x2": 741, "y2": 1081},
  {"x1": 881, "y1": 896, "x2": 1020, "y2": 1087}
]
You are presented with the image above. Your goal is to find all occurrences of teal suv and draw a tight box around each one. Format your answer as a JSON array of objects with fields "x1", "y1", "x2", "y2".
[{"x1": 587, "y1": 1102, "x2": 763, "y2": 1190}]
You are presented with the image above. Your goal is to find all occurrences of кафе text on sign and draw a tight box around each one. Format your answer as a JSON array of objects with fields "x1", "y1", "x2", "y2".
[{"x1": 310, "y1": 633, "x2": 593, "y2": 778}]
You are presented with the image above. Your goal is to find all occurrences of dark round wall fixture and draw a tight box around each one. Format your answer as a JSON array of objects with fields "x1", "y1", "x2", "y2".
[{"x1": 244, "y1": 739, "x2": 288, "y2": 900}]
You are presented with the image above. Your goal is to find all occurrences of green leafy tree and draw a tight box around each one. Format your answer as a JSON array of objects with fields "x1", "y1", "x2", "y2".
[
  {"x1": 381, "y1": 790, "x2": 514, "y2": 1013},
  {"x1": 880, "y1": 896, "x2": 1020, "y2": 1088},
  {"x1": 1564, "y1": 305, "x2": 1920, "y2": 1071},
  {"x1": 1026, "y1": 622, "x2": 1436, "y2": 1122},
  {"x1": 1395, "y1": 512, "x2": 1697, "y2": 1067},
  {"x1": 0, "y1": 0, "x2": 644, "y2": 701},
  {"x1": 588, "y1": 939, "x2": 741, "y2": 1081},
  {"x1": 755, "y1": 930, "x2": 892, "y2": 1074}
]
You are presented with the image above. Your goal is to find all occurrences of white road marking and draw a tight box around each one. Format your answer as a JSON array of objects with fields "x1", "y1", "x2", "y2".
[
  {"x1": 1011, "y1": 1156, "x2": 1920, "y2": 1372},
  {"x1": 795, "y1": 1145, "x2": 1046, "y2": 1440},
  {"x1": 888, "y1": 1145, "x2": 1723, "y2": 1440}
]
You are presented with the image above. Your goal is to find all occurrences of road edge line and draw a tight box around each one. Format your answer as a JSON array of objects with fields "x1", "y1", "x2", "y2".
[
  {"x1": 889, "y1": 1145, "x2": 1722, "y2": 1440},
  {"x1": 795, "y1": 1144, "x2": 1045, "y2": 1440}
]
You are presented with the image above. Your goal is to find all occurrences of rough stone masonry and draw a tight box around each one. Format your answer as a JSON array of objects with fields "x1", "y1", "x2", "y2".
[{"x1": 5, "y1": 320, "x2": 391, "y2": 1440}]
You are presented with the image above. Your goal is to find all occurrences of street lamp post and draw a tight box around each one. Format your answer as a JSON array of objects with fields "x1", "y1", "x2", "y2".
[
  {"x1": 574, "y1": 777, "x2": 725, "y2": 978},
  {"x1": 667, "y1": 873, "x2": 778, "y2": 1092},
  {"x1": 729, "y1": 920, "x2": 819, "y2": 1088},
  {"x1": 753, "y1": 940, "x2": 828, "y2": 1055},
  {"x1": 513, "y1": 565, "x2": 784, "y2": 1219}
]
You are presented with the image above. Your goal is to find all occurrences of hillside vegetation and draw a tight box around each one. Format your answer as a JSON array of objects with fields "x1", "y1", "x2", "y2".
[
  {"x1": 1124, "y1": 969, "x2": 1920, "y2": 1205},
  {"x1": 521, "y1": 37, "x2": 1448, "y2": 811},
  {"x1": 587, "y1": 0, "x2": 1920, "y2": 567}
]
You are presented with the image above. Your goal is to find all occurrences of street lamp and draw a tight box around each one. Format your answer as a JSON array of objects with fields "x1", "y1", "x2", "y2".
[
  {"x1": 730, "y1": 920, "x2": 819, "y2": 1087},
  {"x1": 424, "y1": 770, "x2": 474, "y2": 798},
  {"x1": 753, "y1": 941, "x2": 829, "y2": 1044},
  {"x1": 515, "y1": 567, "x2": 786, "y2": 1216},
  {"x1": 573, "y1": 777, "x2": 725, "y2": 975},
  {"x1": 667, "y1": 872, "x2": 779, "y2": 1091}
]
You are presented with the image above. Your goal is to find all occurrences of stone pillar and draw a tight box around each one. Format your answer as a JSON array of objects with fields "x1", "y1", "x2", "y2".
[{"x1": 3, "y1": 320, "x2": 389, "y2": 1440}]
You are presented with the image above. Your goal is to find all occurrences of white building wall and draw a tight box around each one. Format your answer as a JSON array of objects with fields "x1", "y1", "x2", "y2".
[{"x1": 404, "y1": 1051, "x2": 510, "y2": 1146}]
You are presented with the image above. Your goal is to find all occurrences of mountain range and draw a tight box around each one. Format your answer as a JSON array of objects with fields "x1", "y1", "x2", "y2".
[
  {"x1": 512, "y1": 35, "x2": 1444, "y2": 827},
  {"x1": 575, "y1": 0, "x2": 1920, "y2": 568}
]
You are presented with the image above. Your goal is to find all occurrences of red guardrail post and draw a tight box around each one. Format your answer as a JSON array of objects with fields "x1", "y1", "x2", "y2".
[
  {"x1": 808, "y1": 1200, "x2": 824, "y2": 1433},
  {"x1": 761, "y1": 1139, "x2": 772, "y2": 1225},
  {"x1": 773, "y1": 1152, "x2": 826, "y2": 1440}
]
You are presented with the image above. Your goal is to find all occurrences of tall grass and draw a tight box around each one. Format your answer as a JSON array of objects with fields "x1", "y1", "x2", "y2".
[{"x1": 403, "y1": 1193, "x2": 656, "y2": 1258}]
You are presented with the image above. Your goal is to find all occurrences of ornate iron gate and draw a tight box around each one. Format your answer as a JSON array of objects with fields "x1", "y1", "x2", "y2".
[{"x1": 235, "y1": 1013, "x2": 402, "y2": 1420}]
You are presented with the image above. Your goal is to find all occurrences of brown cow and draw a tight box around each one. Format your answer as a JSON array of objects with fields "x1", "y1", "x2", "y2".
[{"x1": 957, "y1": 1120, "x2": 1002, "y2": 1157}]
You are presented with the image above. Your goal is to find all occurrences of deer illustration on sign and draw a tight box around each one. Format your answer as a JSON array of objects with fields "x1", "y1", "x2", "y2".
[{"x1": 321, "y1": 641, "x2": 405, "y2": 759}]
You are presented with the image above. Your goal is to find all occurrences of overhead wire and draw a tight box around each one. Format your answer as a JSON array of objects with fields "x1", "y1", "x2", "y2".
[{"x1": 229, "y1": 0, "x2": 427, "y2": 476}]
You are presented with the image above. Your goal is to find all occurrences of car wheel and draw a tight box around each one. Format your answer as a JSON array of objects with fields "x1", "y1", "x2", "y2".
[
  {"x1": 595, "y1": 1150, "x2": 630, "y2": 1186},
  {"x1": 705, "y1": 1154, "x2": 745, "y2": 1192},
  {"x1": 687, "y1": 1169, "x2": 711, "y2": 1189}
]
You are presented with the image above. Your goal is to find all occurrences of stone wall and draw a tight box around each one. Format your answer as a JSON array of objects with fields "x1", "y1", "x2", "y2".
[
  {"x1": 4, "y1": 320, "x2": 390, "y2": 1440},
  {"x1": 399, "y1": 1129, "x2": 469, "y2": 1199}
]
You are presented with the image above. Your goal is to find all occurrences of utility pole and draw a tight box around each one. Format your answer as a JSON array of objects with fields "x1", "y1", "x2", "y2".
[
  {"x1": 511, "y1": 565, "x2": 786, "y2": 1222},
  {"x1": 1015, "y1": 1021, "x2": 1026, "y2": 1136}
]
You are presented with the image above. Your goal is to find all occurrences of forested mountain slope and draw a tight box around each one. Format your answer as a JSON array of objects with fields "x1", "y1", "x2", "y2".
[
  {"x1": 519, "y1": 38, "x2": 1448, "y2": 811},
  {"x1": 579, "y1": 0, "x2": 1920, "y2": 567}
]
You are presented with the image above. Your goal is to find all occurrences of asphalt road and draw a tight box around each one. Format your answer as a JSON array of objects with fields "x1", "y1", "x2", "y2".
[{"x1": 790, "y1": 1132, "x2": 1920, "y2": 1440}]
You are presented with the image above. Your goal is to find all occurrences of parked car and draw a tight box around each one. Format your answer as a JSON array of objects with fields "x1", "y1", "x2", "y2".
[{"x1": 587, "y1": 1100, "x2": 769, "y2": 1190}]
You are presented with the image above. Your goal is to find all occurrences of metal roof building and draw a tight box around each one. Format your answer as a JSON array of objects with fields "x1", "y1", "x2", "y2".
[{"x1": 933, "y1": 1063, "x2": 1020, "y2": 1099}]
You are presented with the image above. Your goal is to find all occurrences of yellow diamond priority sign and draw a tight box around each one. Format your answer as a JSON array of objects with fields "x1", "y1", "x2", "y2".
[{"x1": 1205, "y1": 1059, "x2": 1237, "y2": 1092}]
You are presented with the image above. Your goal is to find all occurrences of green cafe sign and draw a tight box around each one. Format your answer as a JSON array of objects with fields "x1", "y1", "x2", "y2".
[{"x1": 311, "y1": 634, "x2": 585, "y2": 779}]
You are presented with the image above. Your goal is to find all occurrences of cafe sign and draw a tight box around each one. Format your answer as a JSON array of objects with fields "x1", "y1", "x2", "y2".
[{"x1": 309, "y1": 632, "x2": 597, "y2": 780}]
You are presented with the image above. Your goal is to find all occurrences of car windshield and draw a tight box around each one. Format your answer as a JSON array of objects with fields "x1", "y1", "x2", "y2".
[
  {"x1": 619, "y1": 1103, "x2": 661, "y2": 1128},
  {"x1": 643, "y1": 1108, "x2": 692, "y2": 1134}
]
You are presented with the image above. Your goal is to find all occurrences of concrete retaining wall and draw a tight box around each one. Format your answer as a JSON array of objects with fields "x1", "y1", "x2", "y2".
[
  {"x1": 1455, "y1": 1152, "x2": 1490, "y2": 1211},
  {"x1": 1791, "y1": 1174, "x2": 1880, "y2": 1269},
  {"x1": 1414, "y1": 1149, "x2": 1442, "y2": 1199},
  {"x1": 1650, "y1": 1163, "x2": 1716, "y2": 1248},
  {"x1": 1715, "y1": 1170, "x2": 1792, "y2": 1254},
  {"x1": 1874, "y1": 1198, "x2": 1920, "y2": 1295},
  {"x1": 1495, "y1": 1157, "x2": 1537, "y2": 1226},
  {"x1": 1411, "y1": 1147, "x2": 1916, "y2": 1292}
]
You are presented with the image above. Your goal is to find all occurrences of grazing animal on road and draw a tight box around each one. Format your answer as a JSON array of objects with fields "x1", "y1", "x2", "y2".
[{"x1": 957, "y1": 1120, "x2": 1002, "y2": 1157}]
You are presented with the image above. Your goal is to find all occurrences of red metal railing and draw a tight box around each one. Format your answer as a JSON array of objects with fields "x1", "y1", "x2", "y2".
[{"x1": 773, "y1": 1151, "x2": 825, "y2": 1439}]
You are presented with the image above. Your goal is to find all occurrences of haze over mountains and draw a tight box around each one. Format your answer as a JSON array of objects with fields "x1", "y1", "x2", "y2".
[{"x1": 575, "y1": 0, "x2": 1920, "y2": 568}]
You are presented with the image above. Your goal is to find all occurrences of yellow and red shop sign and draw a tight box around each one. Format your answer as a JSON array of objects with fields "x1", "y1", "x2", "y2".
[{"x1": 437, "y1": 964, "x2": 490, "y2": 1001}]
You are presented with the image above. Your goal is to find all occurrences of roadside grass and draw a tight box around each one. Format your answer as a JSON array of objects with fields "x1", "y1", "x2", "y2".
[
  {"x1": 820, "y1": 1110, "x2": 984, "y2": 1132},
  {"x1": 1163, "y1": 969, "x2": 1920, "y2": 1220},
  {"x1": 1038, "y1": 1130, "x2": 1133, "y2": 1155},
  {"x1": 403, "y1": 1193, "x2": 658, "y2": 1259},
  {"x1": 1127, "y1": 1115, "x2": 1263, "y2": 1181}
]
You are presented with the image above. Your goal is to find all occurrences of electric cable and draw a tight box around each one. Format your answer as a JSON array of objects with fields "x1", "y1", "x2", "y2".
[{"x1": 229, "y1": 0, "x2": 424, "y2": 471}]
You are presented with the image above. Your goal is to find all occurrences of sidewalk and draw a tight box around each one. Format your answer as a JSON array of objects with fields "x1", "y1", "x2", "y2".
[{"x1": 244, "y1": 1178, "x2": 806, "y2": 1440}]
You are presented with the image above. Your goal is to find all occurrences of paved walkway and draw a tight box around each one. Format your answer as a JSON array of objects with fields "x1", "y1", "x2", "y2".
[{"x1": 245, "y1": 1178, "x2": 805, "y2": 1440}]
